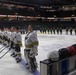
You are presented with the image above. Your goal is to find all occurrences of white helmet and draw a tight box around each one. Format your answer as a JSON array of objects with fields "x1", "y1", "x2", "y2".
[{"x1": 47, "y1": 51, "x2": 59, "y2": 61}]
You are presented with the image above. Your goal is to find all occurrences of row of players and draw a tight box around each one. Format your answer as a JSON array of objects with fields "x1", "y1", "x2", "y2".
[
  {"x1": 0, "y1": 25, "x2": 39, "y2": 72},
  {"x1": 40, "y1": 28, "x2": 76, "y2": 35}
]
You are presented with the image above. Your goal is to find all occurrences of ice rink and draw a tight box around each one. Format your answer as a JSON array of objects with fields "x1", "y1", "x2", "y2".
[{"x1": 0, "y1": 31, "x2": 76, "y2": 75}]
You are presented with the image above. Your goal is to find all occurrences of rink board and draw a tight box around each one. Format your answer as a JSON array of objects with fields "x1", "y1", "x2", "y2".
[{"x1": 40, "y1": 55, "x2": 76, "y2": 75}]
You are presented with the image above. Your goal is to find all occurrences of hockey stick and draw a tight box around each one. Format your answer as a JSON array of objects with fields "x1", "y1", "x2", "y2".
[
  {"x1": 0, "y1": 45, "x2": 9, "y2": 53},
  {"x1": 0, "y1": 48, "x2": 11, "y2": 59}
]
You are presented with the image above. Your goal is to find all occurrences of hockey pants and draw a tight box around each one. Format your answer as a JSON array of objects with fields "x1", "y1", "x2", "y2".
[{"x1": 24, "y1": 49, "x2": 37, "y2": 70}]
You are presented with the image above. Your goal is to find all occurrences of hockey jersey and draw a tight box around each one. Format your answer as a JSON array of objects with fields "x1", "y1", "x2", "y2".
[
  {"x1": 14, "y1": 32, "x2": 22, "y2": 47},
  {"x1": 10, "y1": 32, "x2": 16, "y2": 42},
  {"x1": 25, "y1": 31, "x2": 39, "y2": 56}
]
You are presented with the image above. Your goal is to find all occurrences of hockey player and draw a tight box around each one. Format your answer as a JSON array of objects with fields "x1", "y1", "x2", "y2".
[
  {"x1": 3, "y1": 27, "x2": 11, "y2": 46},
  {"x1": 10, "y1": 27, "x2": 16, "y2": 57},
  {"x1": 4, "y1": 28, "x2": 11, "y2": 46},
  {"x1": 6, "y1": 28, "x2": 11, "y2": 45},
  {"x1": 24, "y1": 25, "x2": 39, "y2": 72},
  {"x1": 56, "y1": 28, "x2": 59, "y2": 34},
  {"x1": 74, "y1": 28, "x2": 76, "y2": 35},
  {"x1": 47, "y1": 28, "x2": 50, "y2": 34},
  {"x1": 13, "y1": 27, "x2": 22, "y2": 63},
  {"x1": 3, "y1": 28, "x2": 7, "y2": 45},
  {"x1": 0, "y1": 28, "x2": 4, "y2": 44},
  {"x1": 60, "y1": 27, "x2": 62, "y2": 34},
  {"x1": 70, "y1": 28, "x2": 73, "y2": 35},
  {"x1": 44, "y1": 28, "x2": 46, "y2": 34},
  {"x1": 40, "y1": 28, "x2": 42, "y2": 33},
  {"x1": 53, "y1": 28, "x2": 55, "y2": 34},
  {"x1": 0, "y1": 28, "x2": 2, "y2": 43},
  {"x1": 66, "y1": 28, "x2": 69, "y2": 35},
  {"x1": 50, "y1": 28, "x2": 52, "y2": 34}
]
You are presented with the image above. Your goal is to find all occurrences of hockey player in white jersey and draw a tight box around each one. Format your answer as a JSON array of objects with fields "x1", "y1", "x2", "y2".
[
  {"x1": 24, "y1": 25, "x2": 39, "y2": 72},
  {"x1": 13, "y1": 27, "x2": 22, "y2": 63},
  {"x1": 6, "y1": 28, "x2": 11, "y2": 45},
  {"x1": 3, "y1": 27, "x2": 9, "y2": 46},
  {"x1": 0, "y1": 28, "x2": 4, "y2": 43},
  {"x1": 10, "y1": 27, "x2": 16, "y2": 57}
]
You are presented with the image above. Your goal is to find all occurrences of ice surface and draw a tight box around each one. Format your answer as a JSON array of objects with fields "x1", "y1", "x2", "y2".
[{"x1": 0, "y1": 32, "x2": 76, "y2": 75}]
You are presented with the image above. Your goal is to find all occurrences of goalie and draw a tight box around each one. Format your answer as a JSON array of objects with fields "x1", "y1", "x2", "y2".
[{"x1": 24, "y1": 25, "x2": 39, "y2": 72}]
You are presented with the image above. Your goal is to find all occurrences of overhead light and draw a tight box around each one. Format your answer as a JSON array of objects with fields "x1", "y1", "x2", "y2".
[
  {"x1": 47, "y1": 17, "x2": 55, "y2": 19},
  {"x1": 15, "y1": 13, "x2": 18, "y2": 15},
  {"x1": 46, "y1": 10, "x2": 56, "y2": 12},
  {"x1": 40, "y1": 6, "x2": 52, "y2": 9},
  {"x1": 38, "y1": 15, "x2": 40, "y2": 17},
  {"x1": 0, "y1": 15, "x2": 7, "y2": 17},
  {"x1": 71, "y1": 7, "x2": 76, "y2": 10},
  {"x1": 72, "y1": 14, "x2": 75, "y2": 17},
  {"x1": 63, "y1": 6, "x2": 65, "y2": 8},
  {"x1": 54, "y1": 15, "x2": 56, "y2": 18}
]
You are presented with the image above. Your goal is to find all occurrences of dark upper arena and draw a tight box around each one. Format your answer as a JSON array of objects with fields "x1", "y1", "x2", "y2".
[{"x1": 0, "y1": 0, "x2": 76, "y2": 33}]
